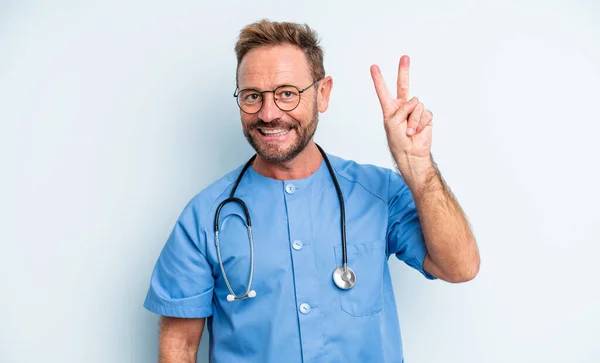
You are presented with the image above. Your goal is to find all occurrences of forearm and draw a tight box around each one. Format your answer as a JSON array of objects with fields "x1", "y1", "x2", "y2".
[
  {"x1": 159, "y1": 317, "x2": 204, "y2": 363},
  {"x1": 159, "y1": 338, "x2": 198, "y2": 363},
  {"x1": 396, "y1": 154, "x2": 480, "y2": 282}
]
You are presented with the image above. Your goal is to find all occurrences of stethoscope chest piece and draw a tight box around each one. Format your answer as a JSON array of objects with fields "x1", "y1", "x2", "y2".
[{"x1": 333, "y1": 266, "x2": 356, "y2": 290}]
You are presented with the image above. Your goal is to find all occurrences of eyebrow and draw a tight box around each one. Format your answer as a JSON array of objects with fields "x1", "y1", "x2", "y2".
[{"x1": 238, "y1": 82, "x2": 298, "y2": 91}]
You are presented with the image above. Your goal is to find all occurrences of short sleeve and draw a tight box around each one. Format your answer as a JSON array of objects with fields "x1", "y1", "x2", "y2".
[
  {"x1": 386, "y1": 169, "x2": 437, "y2": 280},
  {"x1": 143, "y1": 203, "x2": 215, "y2": 318}
]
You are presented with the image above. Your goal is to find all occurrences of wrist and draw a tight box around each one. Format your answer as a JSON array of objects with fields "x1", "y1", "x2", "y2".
[{"x1": 394, "y1": 153, "x2": 438, "y2": 195}]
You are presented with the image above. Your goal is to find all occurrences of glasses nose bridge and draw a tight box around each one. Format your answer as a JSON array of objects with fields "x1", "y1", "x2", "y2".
[
  {"x1": 262, "y1": 89, "x2": 277, "y2": 101},
  {"x1": 257, "y1": 89, "x2": 284, "y2": 119},
  {"x1": 260, "y1": 89, "x2": 281, "y2": 110}
]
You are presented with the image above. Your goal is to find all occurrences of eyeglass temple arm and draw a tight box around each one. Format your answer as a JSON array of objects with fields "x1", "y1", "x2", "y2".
[{"x1": 299, "y1": 79, "x2": 322, "y2": 93}]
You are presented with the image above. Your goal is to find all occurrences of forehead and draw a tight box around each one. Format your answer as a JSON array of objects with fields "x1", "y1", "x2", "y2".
[{"x1": 238, "y1": 44, "x2": 312, "y2": 89}]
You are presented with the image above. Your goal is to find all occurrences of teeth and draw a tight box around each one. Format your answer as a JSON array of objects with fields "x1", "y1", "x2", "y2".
[{"x1": 259, "y1": 128, "x2": 290, "y2": 136}]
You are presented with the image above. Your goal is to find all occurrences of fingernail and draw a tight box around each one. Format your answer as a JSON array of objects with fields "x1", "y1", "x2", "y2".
[{"x1": 407, "y1": 128, "x2": 415, "y2": 135}]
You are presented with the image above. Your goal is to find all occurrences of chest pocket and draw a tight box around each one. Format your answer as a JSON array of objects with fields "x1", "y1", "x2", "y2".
[{"x1": 334, "y1": 240, "x2": 386, "y2": 317}]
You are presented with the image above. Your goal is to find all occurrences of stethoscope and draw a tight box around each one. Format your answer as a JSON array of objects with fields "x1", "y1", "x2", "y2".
[{"x1": 214, "y1": 144, "x2": 356, "y2": 302}]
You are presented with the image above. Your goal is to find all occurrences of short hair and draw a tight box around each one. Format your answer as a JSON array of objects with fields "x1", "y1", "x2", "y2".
[{"x1": 234, "y1": 19, "x2": 325, "y2": 85}]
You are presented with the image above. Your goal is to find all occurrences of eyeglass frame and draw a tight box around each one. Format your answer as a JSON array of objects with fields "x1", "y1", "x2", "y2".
[{"x1": 233, "y1": 79, "x2": 322, "y2": 114}]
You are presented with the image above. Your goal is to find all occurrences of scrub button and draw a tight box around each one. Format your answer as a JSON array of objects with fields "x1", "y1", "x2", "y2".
[
  {"x1": 292, "y1": 240, "x2": 303, "y2": 250},
  {"x1": 285, "y1": 184, "x2": 296, "y2": 194},
  {"x1": 299, "y1": 303, "x2": 310, "y2": 314}
]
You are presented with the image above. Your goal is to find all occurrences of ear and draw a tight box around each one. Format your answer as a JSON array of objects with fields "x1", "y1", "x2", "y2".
[{"x1": 317, "y1": 76, "x2": 333, "y2": 113}]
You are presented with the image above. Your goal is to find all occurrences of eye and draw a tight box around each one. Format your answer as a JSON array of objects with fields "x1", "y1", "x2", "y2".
[
  {"x1": 240, "y1": 91, "x2": 261, "y2": 103},
  {"x1": 276, "y1": 87, "x2": 299, "y2": 101}
]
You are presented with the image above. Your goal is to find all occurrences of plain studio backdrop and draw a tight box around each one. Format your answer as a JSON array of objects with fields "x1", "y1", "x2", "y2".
[{"x1": 1, "y1": 0, "x2": 599, "y2": 362}]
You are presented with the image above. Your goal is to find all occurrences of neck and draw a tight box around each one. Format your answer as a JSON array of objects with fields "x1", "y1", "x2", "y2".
[{"x1": 252, "y1": 142, "x2": 322, "y2": 180}]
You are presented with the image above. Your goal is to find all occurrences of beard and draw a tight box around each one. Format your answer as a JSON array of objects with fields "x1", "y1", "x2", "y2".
[{"x1": 243, "y1": 104, "x2": 319, "y2": 163}]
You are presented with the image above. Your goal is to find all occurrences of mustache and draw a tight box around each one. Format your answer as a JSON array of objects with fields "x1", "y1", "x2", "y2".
[{"x1": 249, "y1": 119, "x2": 297, "y2": 129}]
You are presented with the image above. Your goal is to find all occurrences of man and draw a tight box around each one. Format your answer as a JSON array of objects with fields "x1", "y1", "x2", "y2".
[{"x1": 144, "y1": 19, "x2": 480, "y2": 363}]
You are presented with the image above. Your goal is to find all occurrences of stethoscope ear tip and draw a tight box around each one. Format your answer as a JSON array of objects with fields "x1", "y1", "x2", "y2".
[
  {"x1": 248, "y1": 290, "x2": 257, "y2": 298},
  {"x1": 226, "y1": 294, "x2": 235, "y2": 302}
]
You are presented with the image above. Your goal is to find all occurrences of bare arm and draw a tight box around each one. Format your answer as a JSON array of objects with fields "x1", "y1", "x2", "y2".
[
  {"x1": 398, "y1": 156, "x2": 480, "y2": 283},
  {"x1": 159, "y1": 316, "x2": 205, "y2": 363},
  {"x1": 370, "y1": 56, "x2": 480, "y2": 283}
]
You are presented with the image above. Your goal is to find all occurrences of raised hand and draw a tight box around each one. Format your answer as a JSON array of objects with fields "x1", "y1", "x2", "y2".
[
  {"x1": 370, "y1": 55, "x2": 433, "y2": 162},
  {"x1": 371, "y1": 57, "x2": 480, "y2": 285}
]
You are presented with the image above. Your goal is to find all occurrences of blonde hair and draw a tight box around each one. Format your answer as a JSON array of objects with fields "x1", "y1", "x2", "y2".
[{"x1": 234, "y1": 19, "x2": 325, "y2": 84}]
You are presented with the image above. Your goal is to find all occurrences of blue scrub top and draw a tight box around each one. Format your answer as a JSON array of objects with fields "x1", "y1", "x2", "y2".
[{"x1": 144, "y1": 153, "x2": 436, "y2": 362}]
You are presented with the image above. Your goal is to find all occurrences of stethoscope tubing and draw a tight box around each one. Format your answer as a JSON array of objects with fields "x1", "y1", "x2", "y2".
[{"x1": 213, "y1": 144, "x2": 352, "y2": 301}]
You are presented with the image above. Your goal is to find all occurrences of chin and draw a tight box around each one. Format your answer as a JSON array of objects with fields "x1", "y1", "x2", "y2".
[
  {"x1": 256, "y1": 143, "x2": 300, "y2": 163},
  {"x1": 251, "y1": 137, "x2": 309, "y2": 164}
]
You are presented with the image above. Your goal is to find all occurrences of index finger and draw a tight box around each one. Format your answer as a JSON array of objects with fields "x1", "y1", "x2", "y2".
[
  {"x1": 397, "y1": 55, "x2": 410, "y2": 101},
  {"x1": 370, "y1": 64, "x2": 393, "y2": 110}
]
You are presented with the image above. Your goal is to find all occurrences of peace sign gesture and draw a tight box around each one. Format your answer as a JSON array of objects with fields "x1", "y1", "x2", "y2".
[{"x1": 370, "y1": 55, "x2": 433, "y2": 163}]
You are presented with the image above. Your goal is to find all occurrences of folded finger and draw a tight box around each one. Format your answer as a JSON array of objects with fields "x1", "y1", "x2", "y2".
[
  {"x1": 416, "y1": 109, "x2": 433, "y2": 134},
  {"x1": 407, "y1": 102, "x2": 424, "y2": 135}
]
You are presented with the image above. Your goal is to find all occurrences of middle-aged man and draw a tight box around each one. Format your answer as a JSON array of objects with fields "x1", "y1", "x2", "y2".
[{"x1": 144, "y1": 19, "x2": 480, "y2": 363}]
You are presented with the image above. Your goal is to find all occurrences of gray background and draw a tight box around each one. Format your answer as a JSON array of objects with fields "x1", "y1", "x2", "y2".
[{"x1": 1, "y1": 0, "x2": 599, "y2": 362}]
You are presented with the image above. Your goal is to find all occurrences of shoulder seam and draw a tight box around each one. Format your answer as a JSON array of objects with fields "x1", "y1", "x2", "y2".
[
  {"x1": 331, "y1": 162, "x2": 388, "y2": 206},
  {"x1": 200, "y1": 179, "x2": 237, "y2": 229}
]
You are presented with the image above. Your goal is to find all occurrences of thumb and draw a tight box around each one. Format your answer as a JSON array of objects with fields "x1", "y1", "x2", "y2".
[{"x1": 388, "y1": 97, "x2": 419, "y2": 124}]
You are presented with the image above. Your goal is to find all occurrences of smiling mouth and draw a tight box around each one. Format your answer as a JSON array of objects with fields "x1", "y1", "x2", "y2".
[{"x1": 257, "y1": 127, "x2": 291, "y2": 136}]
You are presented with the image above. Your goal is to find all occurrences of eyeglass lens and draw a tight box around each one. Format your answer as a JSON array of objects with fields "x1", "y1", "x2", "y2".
[{"x1": 237, "y1": 86, "x2": 300, "y2": 113}]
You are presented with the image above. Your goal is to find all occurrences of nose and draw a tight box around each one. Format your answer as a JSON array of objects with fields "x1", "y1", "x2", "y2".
[{"x1": 257, "y1": 92, "x2": 284, "y2": 122}]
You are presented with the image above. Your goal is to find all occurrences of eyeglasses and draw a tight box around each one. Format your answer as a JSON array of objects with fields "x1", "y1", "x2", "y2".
[{"x1": 233, "y1": 79, "x2": 321, "y2": 114}]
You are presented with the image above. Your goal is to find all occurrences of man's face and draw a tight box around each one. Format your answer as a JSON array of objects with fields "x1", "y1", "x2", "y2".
[{"x1": 237, "y1": 45, "x2": 320, "y2": 163}]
